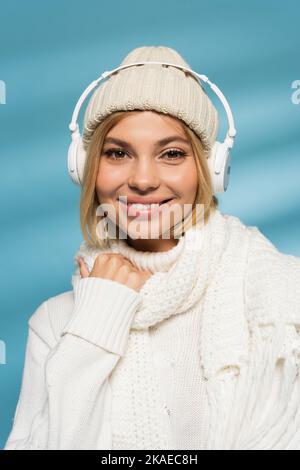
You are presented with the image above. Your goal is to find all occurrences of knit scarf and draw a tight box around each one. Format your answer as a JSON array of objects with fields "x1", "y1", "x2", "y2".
[{"x1": 71, "y1": 208, "x2": 300, "y2": 449}]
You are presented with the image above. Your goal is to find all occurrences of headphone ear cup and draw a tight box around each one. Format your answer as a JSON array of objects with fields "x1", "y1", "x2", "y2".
[
  {"x1": 67, "y1": 132, "x2": 86, "y2": 186},
  {"x1": 207, "y1": 141, "x2": 231, "y2": 194},
  {"x1": 76, "y1": 138, "x2": 87, "y2": 186},
  {"x1": 222, "y1": 148, "x2": 231, "y2": 192}
]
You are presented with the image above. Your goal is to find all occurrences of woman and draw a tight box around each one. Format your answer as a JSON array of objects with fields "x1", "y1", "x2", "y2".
[{"x1": 4, "y1": 46, "x2": 300, "y2": 450}]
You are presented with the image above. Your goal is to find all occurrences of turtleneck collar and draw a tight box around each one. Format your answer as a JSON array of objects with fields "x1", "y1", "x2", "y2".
[{"x1": 108, "y1": 235, "x2": 185, "y2": 273}]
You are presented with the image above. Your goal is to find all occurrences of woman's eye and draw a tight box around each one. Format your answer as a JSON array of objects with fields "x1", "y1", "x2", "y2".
[
  {"x1": 161, "y1": 150, "x2": 186, "y2": 161},
  {"x1": 103, "y1": 149, "x2": 128, "y2": 159}
]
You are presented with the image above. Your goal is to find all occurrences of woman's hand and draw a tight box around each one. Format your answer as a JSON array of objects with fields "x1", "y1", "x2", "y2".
[{"x1": 77, "y1": 253, "x2": 152, "y2": 293}]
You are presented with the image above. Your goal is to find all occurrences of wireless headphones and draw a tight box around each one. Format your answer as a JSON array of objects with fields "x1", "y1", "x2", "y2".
[{"x1": 67, "y1": 61, "x2": 237, "y2": 194}]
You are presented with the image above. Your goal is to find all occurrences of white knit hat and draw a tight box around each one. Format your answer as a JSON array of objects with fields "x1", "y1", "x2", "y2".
[{"x1": 82, "y1": 45, "x2": 219, "y2": 152}]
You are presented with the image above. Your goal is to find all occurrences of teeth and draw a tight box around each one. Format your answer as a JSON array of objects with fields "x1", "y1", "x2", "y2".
[{"x1": 129, "y1": 203, "x2": 160, "y2": 209}]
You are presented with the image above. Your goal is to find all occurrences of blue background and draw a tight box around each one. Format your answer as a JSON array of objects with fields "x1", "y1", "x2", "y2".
[{"x1": 0, "y1": 0, "x2": 299, "y2": 448}]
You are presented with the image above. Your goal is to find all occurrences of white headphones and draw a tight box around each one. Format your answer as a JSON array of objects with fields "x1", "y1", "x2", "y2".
[{"x1": 67, "y1": 61, "x2": 237, "y2": 194}]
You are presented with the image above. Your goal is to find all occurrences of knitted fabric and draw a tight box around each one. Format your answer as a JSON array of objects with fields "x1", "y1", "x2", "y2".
[
  {"x1": 70, "y1": 208, "x2": 300, "y2": 449},
  {"x1": 5, "y1": 209, "x2": 300, "y2": 449},
  {"x1": 72, "y1": 211, "x2": 214, "y2": 331},
  {"x1": 82, "y1": 45, "x2": 219, "y2": 153}
]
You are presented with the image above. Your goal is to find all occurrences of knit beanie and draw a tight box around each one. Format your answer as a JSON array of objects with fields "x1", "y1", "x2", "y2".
[{"x1": 82, "y1": 45, "x2": 219, "y2": 153}]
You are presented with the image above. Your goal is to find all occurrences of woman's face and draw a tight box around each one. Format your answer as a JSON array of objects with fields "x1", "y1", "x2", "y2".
[{"x1": 95, "y1": 110, "x2": 198, "y2": 251}]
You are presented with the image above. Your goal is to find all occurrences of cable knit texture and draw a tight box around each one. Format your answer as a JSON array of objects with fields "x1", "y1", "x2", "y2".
[{"x1": 4, "y1": 208, "x2": 300, "y2": 450}]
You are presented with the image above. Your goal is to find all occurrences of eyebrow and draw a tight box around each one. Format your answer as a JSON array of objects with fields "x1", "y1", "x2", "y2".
[{"x1": 103, "y1": 136, "x2": 190, "y2": 149}]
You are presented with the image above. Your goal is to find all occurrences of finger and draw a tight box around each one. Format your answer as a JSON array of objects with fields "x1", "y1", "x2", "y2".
[
  {"x1": 100, "y1": 252, "x2": 135, "y2": 268},
  {"x1": 77, "y1": 257, "x2": 90, "y2": 278}
]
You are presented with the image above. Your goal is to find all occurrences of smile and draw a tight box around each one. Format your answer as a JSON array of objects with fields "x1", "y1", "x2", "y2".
[{"x1": 118, "y1": 198, "x2": 175, "y2": 217}]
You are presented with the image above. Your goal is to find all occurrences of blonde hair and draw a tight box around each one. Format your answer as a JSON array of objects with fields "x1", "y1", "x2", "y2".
[{"x1": 79, "y1": 111, "x2": 219, "y2": 248}]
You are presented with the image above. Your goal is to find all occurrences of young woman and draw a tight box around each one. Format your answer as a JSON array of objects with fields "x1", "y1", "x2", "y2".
[{"x1": 4, "y1": 46, "x2": 300, "y2": 450}]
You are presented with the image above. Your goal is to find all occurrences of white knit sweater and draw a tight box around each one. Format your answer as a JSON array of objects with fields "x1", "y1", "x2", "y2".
[{"x1": 4, "y1": 208, "x2": 300, "y2": 450}]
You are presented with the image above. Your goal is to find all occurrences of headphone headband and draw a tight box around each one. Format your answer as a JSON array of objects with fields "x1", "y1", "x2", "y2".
[{"x1": 68, "y1": 61, "x2": 236, "y2": 147}]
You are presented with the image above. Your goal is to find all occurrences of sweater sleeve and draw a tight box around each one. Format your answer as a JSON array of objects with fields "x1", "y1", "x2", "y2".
[
  {"x1": 4, "y1": 277, "x2": 142, "y2": 450},
  {"x1": 4, "y1": 309, "x2": 52, "y2": 450}
]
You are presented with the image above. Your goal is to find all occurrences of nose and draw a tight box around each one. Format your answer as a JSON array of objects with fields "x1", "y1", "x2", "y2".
[{"x1": 127, "y1": 157, "x2": 160, "y2": 192}]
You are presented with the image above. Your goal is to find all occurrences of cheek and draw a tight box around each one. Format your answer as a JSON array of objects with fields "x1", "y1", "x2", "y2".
[
  {"x1": 167, "y1": 163, "x2": 198, "y2": 198},
  {"x1": 95, "y1": 164, "x2": 125, "y2": 197}
]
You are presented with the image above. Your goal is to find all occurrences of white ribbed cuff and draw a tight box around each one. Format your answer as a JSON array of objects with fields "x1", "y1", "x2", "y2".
[{"x1": 61, "y1": 277, "x2": 142, "y2": 356}]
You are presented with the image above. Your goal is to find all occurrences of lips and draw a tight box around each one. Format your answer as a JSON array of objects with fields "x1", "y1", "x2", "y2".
[{"x1": 118, "y1": 197, "x2": 173, "y2": 206}]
